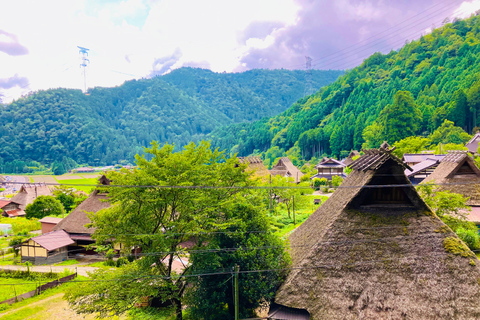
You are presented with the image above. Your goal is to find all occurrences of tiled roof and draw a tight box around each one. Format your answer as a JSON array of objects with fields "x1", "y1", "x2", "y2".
[
  {"x1": 404, "y1": 158, "x2": 440, "y2": 177},
  {"x1": 29, "y1": 230, "x2": 74, "y2": 251},
  {"x1": 466, "y1": 132, "x2": 480, "y2": 153},
  {"x1": 402, "y1": 154, "x2": 445, "y2": 163},
  {"x1": 315, "y1": 158, "x2": 346, "y2": 169}
]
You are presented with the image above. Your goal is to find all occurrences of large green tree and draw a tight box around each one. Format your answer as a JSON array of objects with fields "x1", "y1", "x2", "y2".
[
  {"x1": 187, "y1": 202, "x2": 290, "y2": 319},
  {"x1": 25, "y1": 195, "x2": 65, "y2": 219},
  {"x1": 66, "y1": 141, "x2": 287, "y2": 320}
]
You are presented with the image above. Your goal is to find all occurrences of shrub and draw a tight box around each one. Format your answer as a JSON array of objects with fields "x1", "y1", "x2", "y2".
[
  {"x1": 331, "y1": 175, "x2": 343, "y2": 187},
  {"x1": 456, "y1": 227, "x2": 480, "y2": 251},
  {"x1": 312, "y1": 178, "x2": 321, "y2": 189}
]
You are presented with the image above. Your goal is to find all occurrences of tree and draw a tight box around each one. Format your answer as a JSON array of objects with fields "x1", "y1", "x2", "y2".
[
  {"x1": 270, "y1": 175, "x2": 311, "y2": 219},
  {"x1": 447, "y1": 89, "x2": 468, "y2": 130},
  {"x1": 393, "y1": 136, "x2": 431, "y2": 158},
  {"x1": 52, "y1": 185, "x2": 80, "y2": 213},
  {"x1": 66, "y1": 141, "x2": 258, "y2": 320},
  {"x1": 381, "y1": 91, "x2": 422, "y2": 143},
  {"x1": 428, "y1": 119, "x2": 471, "y2": 145},
  {"x1": 187, "y1": 202, "x2": 290, "y2": 319},
  {"x1": 25, "y1": 195, "x2": 65, "y2": 219}
]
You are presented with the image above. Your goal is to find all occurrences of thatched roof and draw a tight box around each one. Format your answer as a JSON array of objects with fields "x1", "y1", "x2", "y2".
[
  {"x1": 343, "y1": 150, "x2": 361, "y2": 166},
  {"x1": 238, "y1": 156, "x2": 270, "y2": 178},
  {"x1": 422, "y1": 151, "x2": 480, "y2": 206},
  {"x1": 270, "y1": 157, "x2": 304, "y2": 183},
  {"x1": 53, "y1": 175, "x2": 111, "y2": 235},
  {"x1": 10, "y1": 184, "x2": 52, "y2": 210},
  {"x1": 273, "y1": 147, "x2": 480, "y2": 319}
]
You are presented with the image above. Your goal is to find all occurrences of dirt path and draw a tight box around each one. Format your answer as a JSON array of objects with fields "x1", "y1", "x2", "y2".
[{"x1": 0, "y1": 293, "x2": 64, "y2": 318}]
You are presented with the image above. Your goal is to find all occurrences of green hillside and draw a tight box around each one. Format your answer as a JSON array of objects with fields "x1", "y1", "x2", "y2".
[
  {"x1": 209, "y1": 15, "x2": 480, "y2": 164},
  {"x1": 0, "y1": 68, "x2": 342, "y2": 171}
]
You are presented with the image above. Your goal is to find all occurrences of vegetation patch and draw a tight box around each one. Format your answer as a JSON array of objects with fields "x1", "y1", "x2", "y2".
[{"x1": 443, "y1": 237, "x2": 475, "y2": 258}]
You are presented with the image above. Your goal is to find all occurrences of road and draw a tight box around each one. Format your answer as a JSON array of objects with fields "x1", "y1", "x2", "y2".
[{"x1": 0, "y1": 264, "x2": 98, "y2": 277}]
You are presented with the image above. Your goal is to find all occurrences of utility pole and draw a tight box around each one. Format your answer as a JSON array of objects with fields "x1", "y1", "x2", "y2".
[
  {"x1": 234, "y1": 265, "x2": 239, "y2": 320},
  {"x1": 293, "y1": 195, "x2": 296, "y2": 225}
]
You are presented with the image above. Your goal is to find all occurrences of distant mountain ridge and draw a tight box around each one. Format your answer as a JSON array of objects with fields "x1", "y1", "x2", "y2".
[
  {"x1": 208, "y1": 14, "x2": 480, "y2": 165},
  {"x1": 0, "y1": 67, "x2": 343, "y2": 168}
]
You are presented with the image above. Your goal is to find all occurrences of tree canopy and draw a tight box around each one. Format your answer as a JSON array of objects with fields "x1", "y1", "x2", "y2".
[{"x1": 25, "y1": 195, "x2": 65, "y2": 219}]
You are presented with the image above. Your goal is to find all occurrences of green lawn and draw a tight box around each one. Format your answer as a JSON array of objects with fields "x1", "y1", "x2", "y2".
[
  {"x1": 55, "y1": 178, "x2": 98, "y2": 193},
  {"x1": 0, "y1": 217, "x2": 40, "y2": 235}
]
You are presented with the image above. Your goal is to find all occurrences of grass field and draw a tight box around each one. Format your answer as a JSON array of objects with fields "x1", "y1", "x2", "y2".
[
  {"x1": 0, "y1": 278, "x2": 38, "y2": 302},
  {"x1": 24, "y1": 173, "x2": 101, "y2": 193}
]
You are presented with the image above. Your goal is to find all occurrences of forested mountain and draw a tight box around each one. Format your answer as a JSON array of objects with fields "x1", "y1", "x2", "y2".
[
  {"x1": 0, "y1": 68, "x2": 342, "y2": 171},
  {"x1": 209, "y1": 14, "x2": 480, "y2": 165}
]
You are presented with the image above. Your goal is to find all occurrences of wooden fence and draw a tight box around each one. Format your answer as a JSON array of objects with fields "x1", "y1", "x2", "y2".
[{"x1": 0, "y1": 273, "x2": 77, "y2": 305}]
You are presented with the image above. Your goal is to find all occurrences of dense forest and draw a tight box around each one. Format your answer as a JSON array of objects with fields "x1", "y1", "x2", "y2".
[
  {"x1": 209, "y1": 14, "x2": 480, "y2": 166},
  {"x1": 0, "y1": 68, "x2": 342, "y2": 172}
]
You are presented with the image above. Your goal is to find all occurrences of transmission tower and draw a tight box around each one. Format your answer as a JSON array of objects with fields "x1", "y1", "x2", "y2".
[
  {"x1": 78, "y1": 46, "x2": 90, "y2": 93},
  {"x1": 304, "y1": 56, "x2": 313, "y2": 96}
]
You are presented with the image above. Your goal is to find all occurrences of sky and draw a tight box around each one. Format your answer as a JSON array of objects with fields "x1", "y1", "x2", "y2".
[{"x1": 1, "y1": 0, "x2": 480, "y2": 102}]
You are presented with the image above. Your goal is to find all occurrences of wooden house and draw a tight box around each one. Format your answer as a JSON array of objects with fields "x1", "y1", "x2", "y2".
[
  {"x1": 10, "y1": 184, "x2": 52, "y2": 210},
  {"x1": 0, "y1": 199, "x2": 24, "y2": 217},
  {"x1": 21, "y1": 230, "x2": 74, "y2": 264},
  {"x1": 404, "y1": 157, "x2": 441, "y2": 184},
  {"x1": 402, "y1": 153, "x2": 445, "y2": 167},
  {"x1": 270, "y1": 146, "x2": 480, "y2": 319},
  {"x1": 39, "y1": 217, "x2": 63, "y2": 234},
  {"x1": 269, "y1": 157, "x2": 304, "y2": 183},
  {"x1": 310, "y1": 158, "x2": 346, "y2": 181},
  {"x1": 466, "y1": 132, "x2": 480, "y2": 155},
  {"x1": 53, "y1": 177, "x2": 111, "y2": 250}
]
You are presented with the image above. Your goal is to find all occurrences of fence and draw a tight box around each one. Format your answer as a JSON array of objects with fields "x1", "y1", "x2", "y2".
[{"x1": 0, "y1": 272, "x2": 77, "y2": 305}]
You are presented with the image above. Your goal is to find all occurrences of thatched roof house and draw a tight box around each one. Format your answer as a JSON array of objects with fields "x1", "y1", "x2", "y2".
[
  {"x1": 238, "y1": 156, "x2": 270, "y2": 178},
  {"x1": 422, "y1": 151, "x2": 480, "y2": 206},
  {"x1": 271, "y1": 146, "x2": 480, "y2": 319},
  {"x1": 10, "y1": 184, "x2": 52, "y2": 210},
  {"x1": 53, "y1": 176, "x2": 111, "y2": 242},
  {"x1": 342, "y1": 150, "x2": 360, "y2": 166},
  {"x1": 270, "y1": 157, "x2": 304, "y2": 183}
]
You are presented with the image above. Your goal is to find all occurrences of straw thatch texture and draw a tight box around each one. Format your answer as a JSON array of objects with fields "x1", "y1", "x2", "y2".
[
  {"x1": 10, "y1": 184, "x2": 52, "y2": 210},
  {"x1": 270, "y1": 157, "x2": 304, "y2": 183},
  {"x1": 238, "y1": 156, "x2": 270, "y2": 178},
  {"x1": 53, "y1": 190, "x2": 110, "y2": 234},
  {"x1": 423, "y1": 151, "x2": 480, "y2": 206},
  {"x1": 274, "y1": 148, "x2": 480, "y2": 319}
]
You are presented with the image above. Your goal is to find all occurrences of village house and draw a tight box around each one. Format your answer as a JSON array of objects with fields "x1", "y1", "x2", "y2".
[
  {"x1": 0, "y1": 199, "x2": 24, "y2": 217},
  {"x1": 466, "y1": 132, "x2": 480, "y2": 155},
  {"x1": 10, "y1": 184, "x2": 52, "y2": 211},
  {"x1": 21, "y1": 230, "x2": 74, "y2": 264},
  {"x1": 404, "y1": 157, "x2": 442, "y2": 184},
  {"x1": 269, "y1": 157, "x2": 304, "y2": 183},
  {"x1": 20, "y1": 176, "x2": 111, "y2": 264},
  {"x1": 341, "y1": 150, "x2": 360, "y2": 166},
  {"x1": 310, "y1": 157, "x2": 346, "y2": 181},
  {"x1": 401, "y1": 153, "x2": 445, "y2": 167},
  {"x1": 423, "y1": 151, "x2": 480, "y2": 224},
  {"x1": 270, "y1": 145, "x2": 480, "y2": 319},
  {"x1": 39, "y1": 217, "x2": 63, "y2": 234},
  {"x1": 238, "y1": 156, "x2": 270, "y2": 178}
]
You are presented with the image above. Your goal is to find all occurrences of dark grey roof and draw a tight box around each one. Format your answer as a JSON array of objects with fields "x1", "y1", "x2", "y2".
[
  {"x1": 466, "y1": 132, "x2": 480, "y2": 153},
  {"x1": 404, "y1": 158, "x2": 439, "y2": 177},
  {"x1": 315, "y1": 158, "x2": 345, "y2": 169},
  {"x1": 402, "y1": 153, "x2": 446, "y2": 164}
]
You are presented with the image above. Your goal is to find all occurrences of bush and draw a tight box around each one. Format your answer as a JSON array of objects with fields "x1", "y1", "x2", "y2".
[
  {"x1": 312, "y1": 178, "x2": 321, "y2": 189},
  {"x1": 331, "y1": 175, "x2": 343, "y2": 187},
  {"x1": 456, "y1": 227, "x2": 480, "y2": 251},
  {"x1": 116, "y1": 257, "x2": 128, "y2": 267}
]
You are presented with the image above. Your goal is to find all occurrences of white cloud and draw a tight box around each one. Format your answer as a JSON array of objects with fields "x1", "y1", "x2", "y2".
[
  {"x1": 454, "y1": 0, "x2": 480, "y2": 19},
  {"x1": 0, "y1": 0, "x2": 300, "y2": 102}
]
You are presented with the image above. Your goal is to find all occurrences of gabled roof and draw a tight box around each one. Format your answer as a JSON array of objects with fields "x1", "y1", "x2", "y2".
[
  {"x1": 273, "y1": 147, "x2": 480, "y2": 319},
  {"x1": 402, "y1": 153, "x2": 445, "y2": 164},
  {"x1": 27, "y1": 230, "x2": 74, "y2": 251},
  {"x1": 10, "y1": 184, "x2": 52, "y2": 210},
  {"x1": 423, "y1": 151, "x2": 480, "y2": 205},
  {"x1": 39, "y1": 217, "x2": 63, "y2": 224},
  {"x1": 53, "y1": 175, "x2": 111, "y2": 234},
  {"x1": 315, "y1": 157, "x2": 345, "y2": 169},
  {"x1": 53, "y1": 190, "x2": 110, "y2": 234},
  {"x1": 4, "y1": 209, "x2": 25, "y2": 217},
  {"x1": 270, "y1": 157, "x2": 304, "y2": 183},
  {"x1": 404, "y1": 158, "x2": 440, "y2": 177},
  {"x1": 237, "y1": 156, "x2": 270, "y2": 177},
  {"x1": 466, "y1": 132, "x2": 480, "y2": 153}
]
